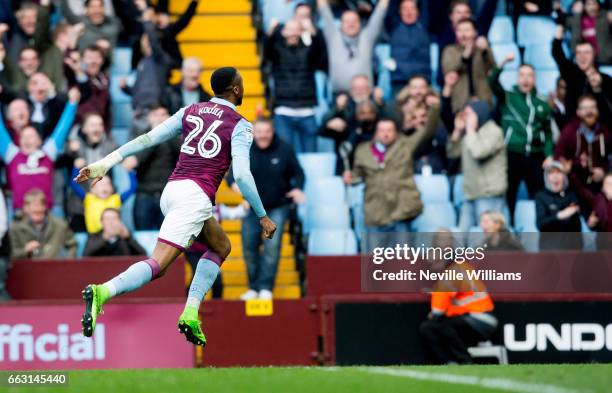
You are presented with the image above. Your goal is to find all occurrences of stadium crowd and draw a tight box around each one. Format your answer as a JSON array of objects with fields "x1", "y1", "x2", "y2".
[{"x1": 0, "y1": 0, "x2": 610, "y2": 305}]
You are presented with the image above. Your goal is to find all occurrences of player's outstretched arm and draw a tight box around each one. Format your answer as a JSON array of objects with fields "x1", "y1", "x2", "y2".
[
  {"x1": 75, "y1": 107, "x2": 186, "y2": 185},
  {"x1": 231, "y1": 120, "x2": 277, "y2": 239}
]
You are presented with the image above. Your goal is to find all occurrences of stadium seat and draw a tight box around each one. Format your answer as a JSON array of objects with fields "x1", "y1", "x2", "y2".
[
  {"x1": 523, "y1": 44, "x2": 557, "y2": 70},
  {"x1": 305, "y1": 176, "x2": 346, "y2": 206},
  {"x1": 535, "y1": 69, "x2": 560, "y2": 96},
  {"x1": 348, "y1": 184, "x2": 365, "y2": 241},
  {"x1": 514, "y1": 200, "x2": 538, "y2": 232},
  {"x1": 452, "y1": 175, "x2": 464, "y2": 208},
  {"x1": 468, "y1": 341, "x2": 509, "y2": 364},
  {"x1": 430, "y1": 42, "x2": 439, "y2": 80},
  {"x1": 412, "y1": 202, "x2": 457, "y2": 232},
  {"x1": 488, "y1": 16, "x2": 514, "y2": 44},
  {"x1": 516, "y1": 181, "x2": 529, "y2": 201},
  {"x1": 599, "y1": 65, "x2": 612, "y2": 77},
  {"x1": 112, "y1": 127, "x2": 130, "y2": 146},
  {"x1": 111, "y1": 48, "x2": 132, "y2": 75},
  {"x1": 111, "y1": 103, "x2": 134, "y2": 128},
  {"x1": 517, "y1": 16, "x2": 556, "y2": 47},
  {"x1": 492, "y1": 43, "x2": 521, "y2": 70},
  {"x1": 375, "y1": 44, "x2": 392, "y2": 101},
  {"x1": 75, "y1": 232, "x2": 88, "y2": 258},
  {"x1": 308, "y1": 229, "x2": 358, "y2": 255},
  {"x1": 298, "y1": 152, "x2": 336, "y2": 180},
  {"x1": 498, "y1": 70, "x2": 518, "y2": 90},
  {"x1": 306, "y1": 204, "x2": 350, "y2": 232},
  {"x1": 133, "y1": 231, "x2": 160, "y2": 256},
  {"x1": 414, "y1": 174, "x2": 450, "y2": 203}
]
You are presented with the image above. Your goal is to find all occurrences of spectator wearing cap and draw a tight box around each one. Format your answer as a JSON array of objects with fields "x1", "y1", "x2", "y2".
[
  {"x1": 387, "y1": 0, "x2": 431, "y2": 96},
  {"x1": 535, "y1": 161, "x2": 582, "y2": 250},
  {"x1": 264, "y1": 14, "x2": 326, "y2": 153},
  {"x1": 83, "y1": 208, "x2": 146, "y2": 257},
  {"x1": 347, "y1": 98, "x2": 440, "y2": 232},
  {"x1": 489, "y1": 56, "x2": 553, "y2": 219},
  {"x1": 161, "y1": 57, "x2": 211, "y2": 115},
  {"x1": 446, "y1": 101, "x2": 507, "y2": 232},
  {"x1": 442, "y1": 18, "x2": 495, "y2": 114},
  {"x1": 317, "y1": 0, "x2": 389, "y2": 94},
  {"x1": 10, "y1": 189, "x2": 77, "y2": 259}
]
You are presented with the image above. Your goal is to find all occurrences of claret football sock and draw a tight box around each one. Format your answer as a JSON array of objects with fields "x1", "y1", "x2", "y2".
[{"x1": 100, "y1": 258, "x2": 161, "y2": 304}]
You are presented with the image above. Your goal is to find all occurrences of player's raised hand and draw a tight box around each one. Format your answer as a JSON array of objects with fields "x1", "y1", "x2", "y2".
[
  {"x1": 74, "y1": 160, "x2": 110, "y2": 186},
  {"x1": 260, "y1": 216, "x2": 277, "y2": 240}
]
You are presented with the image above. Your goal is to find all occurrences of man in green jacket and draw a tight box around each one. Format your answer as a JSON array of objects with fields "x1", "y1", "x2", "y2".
[{"x1": 488, "y1": 54, "x2": 553, "y2": 219}]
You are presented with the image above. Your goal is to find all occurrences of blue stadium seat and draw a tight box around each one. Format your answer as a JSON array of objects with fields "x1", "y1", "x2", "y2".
[
  {"x1": 348, "y1": 184, "x2": 365, "y2": 241},
  {"x1": 491, "y1": 43, "x2": 521, "y2": 70},
  {"x1": 133, "y1": 231, "x2": 159, "y2": 256},
  {"x1": 375, "y1": 44, "x2": 392, "y2": 101},
  {"x1": 297, "y1": 152, "x2": 336, "y2": 181},
  {"x1": 412, "y1": 202, "x2": 457, "y2": 232},
  {"x1": 488, "y1": 16, "x2": 515, "y2": 44},
  {"x1": 517, "y1": 16, "x2": 556, "y2": 47},
  {"x1": 308, "y1": 229, "x2": 358, "y2": 255},
  {"x1": 111, "y1": 48, "x2": 132, "y2": 75},
  {"x1": 414, "y1": 174, "x2": 450, "y2": 203},
  {"x1": 516, "y1": 181, "x2": 529, "y2": 201},
  {"x1": 306, "y1": 204, "x2": 350, "y2": 233},
  {"x1": 535, "y1": 70, "x2": 559, "y2": 96},
  {"x1": 499, "y1": 70, "x2": 518, "y2": 90},
  {"x1": 599, "y1": 65, "x2": 612, "y2": 77},
  {"x1": 111, "y1": 103, "x2": 133, "y2": 128},
  {"x1": 430, "y1": 42, "x2": 439, "y2": 77},
  {"x1": 524, "y1": 44, "x2": 557, "y2": 70},
  {"x1": 75, "y1": 232, "x2": 88, "y2": 258},
  {"x1": 112, "y1": 127, "x2": 130, "y2": 145},
  {"x1": 514, "y1": 200, "x2": 538, "y2": 232},
  {"x1": 452, "y1": 174, "x2": 464, "y2": 208},
  {"x1": 304, "y1": 176, "x2": 346, "y2": 206}
]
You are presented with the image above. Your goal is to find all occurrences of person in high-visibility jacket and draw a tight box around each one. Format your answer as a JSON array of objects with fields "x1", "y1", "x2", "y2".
[{"x1": 419, "y1": 261, "x2": 498, "y2": 364}]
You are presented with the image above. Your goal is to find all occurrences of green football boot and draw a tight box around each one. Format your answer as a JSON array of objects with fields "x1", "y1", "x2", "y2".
[
  {"x1": 81, "y1": 284, "x2": 105, "y2": 337},
  {"x1": 178, "y1": 306, "x2": 207, "y2": 347}
]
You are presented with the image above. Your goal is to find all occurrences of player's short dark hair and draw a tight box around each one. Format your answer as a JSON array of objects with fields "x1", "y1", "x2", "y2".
[{"x1": 211, "y1": 67, "x2": 238, "y2": 95}]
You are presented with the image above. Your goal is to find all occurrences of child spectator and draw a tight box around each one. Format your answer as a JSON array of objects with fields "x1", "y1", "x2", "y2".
[
  {"x1": 83, "y1": 208, "x2": 146, "y2": 257},
  {"x1": 10, "y1": 189, "x2": 77, "y2": 259},
  {"x1": 479, "y1": 210, "x2": 523, "y2": 251},
  {"x1": 0, "y1": 87, "x2": 79, "y2": 210},
  {"x1": 70, "y1": 172, "x2": 136, "y2": 234}
]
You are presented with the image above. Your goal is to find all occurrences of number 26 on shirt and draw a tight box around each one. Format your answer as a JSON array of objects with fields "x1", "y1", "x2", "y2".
[{"x1": 181, "y1": 116, "x2": 223, "y2": 159}]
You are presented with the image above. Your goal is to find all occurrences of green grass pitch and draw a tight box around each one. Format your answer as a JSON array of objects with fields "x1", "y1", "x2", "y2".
[{"x1": 4, "y1": 364, "x2": 612, "y2": 393}]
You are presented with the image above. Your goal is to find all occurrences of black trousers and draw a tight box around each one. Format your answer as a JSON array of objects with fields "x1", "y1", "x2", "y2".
[
  {"x1": 419, "y1": 315, "x2": 491, "y2": 364},
  {"x1": 506, "y1": 151, "x2": 545, "y2": 222}
]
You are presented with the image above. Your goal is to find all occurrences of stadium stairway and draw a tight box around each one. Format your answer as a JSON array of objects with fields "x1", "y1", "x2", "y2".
[
  {"x1": 169, "y1": 0, "x2": 267, "y2": 119},
  {"x1": 167, "y1": 1, "x2": 297, "y2": 298}
]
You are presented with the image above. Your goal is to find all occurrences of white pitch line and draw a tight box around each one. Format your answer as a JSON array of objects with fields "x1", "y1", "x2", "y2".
[{"x1": 358, "y1": 367, "x2": 591, "y2": 393}]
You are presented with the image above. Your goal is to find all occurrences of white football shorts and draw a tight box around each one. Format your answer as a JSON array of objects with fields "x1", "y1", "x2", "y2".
[{"x1": 158, "y1": 179, "x2": 213, "y2": 250}]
